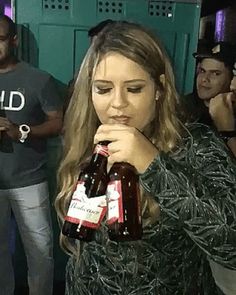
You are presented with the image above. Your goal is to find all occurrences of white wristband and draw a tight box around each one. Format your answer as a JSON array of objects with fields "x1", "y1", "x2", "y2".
[{"x1": 19, "y1": 124, "x2": 30, "y2": 143}]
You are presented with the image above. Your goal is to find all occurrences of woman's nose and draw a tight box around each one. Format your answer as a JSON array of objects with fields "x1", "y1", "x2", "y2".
[{"x1": 111, "y1": 89, "x2": 129, "y2": 109}]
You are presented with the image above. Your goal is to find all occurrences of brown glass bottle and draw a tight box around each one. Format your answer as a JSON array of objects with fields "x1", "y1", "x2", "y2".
[
  {"x1": 62, "y1": 141, "x2": 109, "y2": 242},
  {"x1": 107, "y1": 162, "x2": 142, "y2": 241}
]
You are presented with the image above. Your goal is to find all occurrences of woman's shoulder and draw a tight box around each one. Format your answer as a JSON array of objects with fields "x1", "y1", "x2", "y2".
[
  {"x1": 181, "y1": 122, "x2": 223, "y2": 149},
  {"x1": 175, "y1": 122, "x2": 236, "y2": 167},
  {"x1": 184, "y1": 122, "x2": 215, "y2": 137},
  {"x1": 169, "y1": 122, "x2": 233, "y2": 166}
]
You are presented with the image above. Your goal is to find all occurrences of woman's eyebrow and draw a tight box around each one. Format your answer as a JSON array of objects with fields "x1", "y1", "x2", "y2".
[
  {"x1": 93, "y1": 79, "x2": 146, "y2": 83},
  {"x1": 124, "y1": 79, "x2": 146, "y2": 84},
  {"x1": 93, "y1": 80, "x2": 112, "y2": 83}
]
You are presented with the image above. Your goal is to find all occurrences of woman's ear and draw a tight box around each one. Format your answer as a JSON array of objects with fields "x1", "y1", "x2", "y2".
[
  {"x1": 155, "y1": 74, "x2": 165, "y2": 100},
  {"x1": 160, "y1": 74, "x2": 165, "y2": 87}
]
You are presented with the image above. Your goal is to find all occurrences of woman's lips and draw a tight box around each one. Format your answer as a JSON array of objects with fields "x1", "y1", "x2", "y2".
[{"x1": 110, "y1": 116, "x2": 131, "y2": 124}]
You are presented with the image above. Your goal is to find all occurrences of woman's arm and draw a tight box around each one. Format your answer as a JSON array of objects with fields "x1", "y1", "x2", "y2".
[{"x1": 140, "y1": 124, "x2": 236, "y2": 269}]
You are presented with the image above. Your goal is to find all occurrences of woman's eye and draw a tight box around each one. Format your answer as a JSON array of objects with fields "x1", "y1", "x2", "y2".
[
  {"x1": 127, "y1": 87, "x2": 143, "y2": 93},
  {"x1": 94, "y1": 87, "x2": 112, "y2": 94}
]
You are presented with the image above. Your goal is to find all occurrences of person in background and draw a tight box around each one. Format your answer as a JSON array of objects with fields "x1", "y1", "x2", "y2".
[
  {"x1": 55, "y1": 21, "x2": 236, "y2": 295},
  {"x1": 0, "y1": 15, "x2": 63, "y2": 295},
  {"x1": 183, "y1": 41, "x2": 236, "y2": 156}
]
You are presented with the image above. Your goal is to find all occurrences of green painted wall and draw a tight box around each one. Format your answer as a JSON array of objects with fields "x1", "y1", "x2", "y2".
[{"x1": 15, "y1": 0, "x2": 201, "y2": 94}]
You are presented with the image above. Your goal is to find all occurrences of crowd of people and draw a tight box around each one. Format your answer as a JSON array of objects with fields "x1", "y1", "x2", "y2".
[{"x1": 0, "y1": 14, "x2": 236, "y2": 295}]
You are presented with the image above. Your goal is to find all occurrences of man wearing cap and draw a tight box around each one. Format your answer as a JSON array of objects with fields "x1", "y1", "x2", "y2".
[{"x1": 183, "y1": 41, "x2": 236, "y2": 156}]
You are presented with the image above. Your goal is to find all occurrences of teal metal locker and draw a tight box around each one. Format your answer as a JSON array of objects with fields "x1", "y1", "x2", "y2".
[{"x1": 14, "y1": 0, "x2": 201, "y2": 94}]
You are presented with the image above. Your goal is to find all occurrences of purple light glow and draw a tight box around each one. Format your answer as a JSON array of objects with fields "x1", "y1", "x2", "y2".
[
  {"x1": 215, "y1": 10, "x2": 225, "y2": 41},
  {"x1": 4, "y1": 4, "x2": 12, "y2": 18}
]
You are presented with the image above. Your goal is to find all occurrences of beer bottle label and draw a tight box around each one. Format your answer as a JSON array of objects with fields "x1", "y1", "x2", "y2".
[
  {"x1": 106, "y1": 180, "x2": 124, "y2": 224},
  {"x1": 65, "y1": 181, "x2": 107, "y2": 229},
  {"x1": 94, "y1": 144, "x2": 109, "y2": 157}
]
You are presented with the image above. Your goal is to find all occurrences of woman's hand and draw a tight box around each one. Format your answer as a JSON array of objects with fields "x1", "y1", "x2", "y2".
[{"x1": 94, "y1": 124, "x2": 159, "y2": 173}]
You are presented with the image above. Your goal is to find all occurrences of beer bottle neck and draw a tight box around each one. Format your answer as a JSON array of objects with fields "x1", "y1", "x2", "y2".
[{"x1": 89, "y1": 141, "x2": 109, "y2": 169}]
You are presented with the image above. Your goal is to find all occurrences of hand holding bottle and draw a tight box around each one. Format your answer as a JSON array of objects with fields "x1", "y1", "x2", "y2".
[
  {"x1": 0, "y1": 117, "x2": 7, "y2": 135},
  {"x1": 62, "y1": 141, "x2": 109, "y2": 241},
  {"x1": 94, "y1": 124, "x2": 159, "y2": 174},
  {"x1": 0, "y1": 112, "x2": 6, "y2": 140},
  {"x1": 0, "y1": 117, "x2": 20, "y2": 141}
]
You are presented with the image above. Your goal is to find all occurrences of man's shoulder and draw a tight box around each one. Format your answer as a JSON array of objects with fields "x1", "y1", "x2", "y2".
[{"x1": 19, "y1": 62, "x2": 52, "y2": 80}]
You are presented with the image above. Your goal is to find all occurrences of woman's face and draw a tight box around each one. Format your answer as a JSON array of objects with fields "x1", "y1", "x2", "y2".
[{"x1": 92, "y1": 52, "x2": 156, "y2": 131}]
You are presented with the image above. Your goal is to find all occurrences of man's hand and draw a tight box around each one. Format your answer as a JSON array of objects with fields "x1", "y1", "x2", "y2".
[
  {"x1": 209, "y1": 92, "x2": 236, "y2": 131},
  {"x1": 0, "y1": 117, "x2": 20, "y2": 141}
]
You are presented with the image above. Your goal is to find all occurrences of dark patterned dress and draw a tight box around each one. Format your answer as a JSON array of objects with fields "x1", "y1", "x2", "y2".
[{"x1": 65, "y1": 124, "x2": 236, "y2": 295}]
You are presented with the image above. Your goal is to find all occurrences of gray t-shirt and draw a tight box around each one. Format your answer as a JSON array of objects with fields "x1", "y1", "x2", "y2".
[{"x1": 0, "y1": 62, "x2": 62, "y2": 189}]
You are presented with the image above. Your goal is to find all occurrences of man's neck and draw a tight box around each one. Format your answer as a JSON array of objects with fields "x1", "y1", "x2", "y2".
[{"x1": 0, "y1": 56, "x2": 19, "y2": 74}]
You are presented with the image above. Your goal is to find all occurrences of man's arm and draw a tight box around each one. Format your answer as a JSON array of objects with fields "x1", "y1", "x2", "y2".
[
  {"x1": 0, "y1": 109, "x2": 63, "y2": 141},
  {"x1": 29, "y1": 110, "x2": 63, "y2": 138},
  {"x1": 209, "y1": 92, "x2": 236, "y2": 157}
]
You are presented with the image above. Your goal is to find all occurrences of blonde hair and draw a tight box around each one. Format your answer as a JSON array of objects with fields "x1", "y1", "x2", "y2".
[{"x1": 55, "y1": 21, "x2": 183, "y2": 254}]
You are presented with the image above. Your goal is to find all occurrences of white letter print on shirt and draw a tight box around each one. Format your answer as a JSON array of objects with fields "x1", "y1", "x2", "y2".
[{"x1": 0, "y1": 91, "x2": 25, "y2": 111}]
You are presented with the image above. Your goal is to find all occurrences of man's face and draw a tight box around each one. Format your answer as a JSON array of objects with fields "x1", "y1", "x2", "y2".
[
  {"x1": 196, "y1": 58, "x2": 232, "y2": 105},
  {"x1": 0, "y1": 20, "x2": 15, "y2": 65}
]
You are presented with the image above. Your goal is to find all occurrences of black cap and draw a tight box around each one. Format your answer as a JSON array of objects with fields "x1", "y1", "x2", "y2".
[
  {"x1": 193, "y1": 41, "x2": 236, "y2": 70},
  {"x1": 88, "y1": 19, "x2": 114, "y2": 38}
]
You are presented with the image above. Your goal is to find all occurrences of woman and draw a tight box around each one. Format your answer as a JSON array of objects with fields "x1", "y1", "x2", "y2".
[{"x1": 55, "y1": 21, "x2": 236, "y2": 294}]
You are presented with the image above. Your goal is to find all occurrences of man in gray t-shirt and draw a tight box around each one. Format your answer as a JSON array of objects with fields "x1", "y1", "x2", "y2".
[{"x1": 0, "y1": 15, "x2": 63, "y2": 295}]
